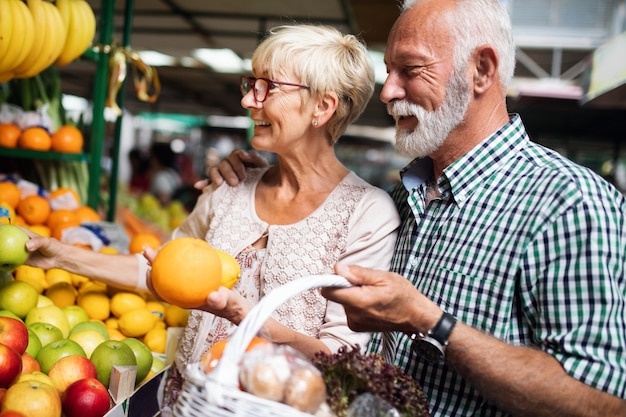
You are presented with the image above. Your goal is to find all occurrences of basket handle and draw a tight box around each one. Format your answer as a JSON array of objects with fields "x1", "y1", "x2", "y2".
[{"x1": 208, "y1": 274, "x2": 352, "y2": 387}]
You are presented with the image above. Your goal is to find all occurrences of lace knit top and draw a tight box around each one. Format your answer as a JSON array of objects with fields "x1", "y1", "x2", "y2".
[{"x1": 142, "y1": 167, "x2": 400, "y2": 375}]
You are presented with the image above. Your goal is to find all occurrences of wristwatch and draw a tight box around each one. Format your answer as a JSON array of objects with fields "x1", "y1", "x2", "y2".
[{"x1": 410, "y1": 312, "x2": 457, "y2": 364}]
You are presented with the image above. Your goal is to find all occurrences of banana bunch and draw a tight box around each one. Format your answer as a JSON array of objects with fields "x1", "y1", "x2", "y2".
[
  {"x1": 55, "y1": 0, "x2": 97, "y2": 67},
  {"x1": 0, "y1": 0, "x2": 96, "y2": 83}
]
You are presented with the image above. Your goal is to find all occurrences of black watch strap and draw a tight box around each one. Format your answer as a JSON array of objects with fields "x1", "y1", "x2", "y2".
[{"x1": 429, "y1": 312, "x2": 457, "y2": 345}]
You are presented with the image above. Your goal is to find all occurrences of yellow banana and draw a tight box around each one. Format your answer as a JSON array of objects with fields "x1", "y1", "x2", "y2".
[
  {"x1": 0, "y1": 0, "x2": 15, "y2": 63},
  {"x1": 0, "y1": 0, "x2": 24, "y2": 74},
  {"x1": 54, "y1": 0, "x2": 70, "y2": 38},
  {"x1": 0, "y1": 71, "x2": 13, "y2": 83},
  {"x1": 55, "y1": 0, "x2": 85, "y2": 66},
  {"x1": 13, "y1": 0, "x2": 47, "y2": 77},
  {"x1": 39, "y1": 0, "x2": 66, "y2": 68},
  {"x1": 75, "y1": 0, "x2": 95, "y2": 53},
  {"x1": 9, "y1": 0, "x2": 36, "y2": 72}
]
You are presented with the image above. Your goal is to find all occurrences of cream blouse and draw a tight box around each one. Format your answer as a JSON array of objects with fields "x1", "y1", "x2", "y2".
[{"x1": 137, "y1": 167, "x2": 400, "y2": 375}]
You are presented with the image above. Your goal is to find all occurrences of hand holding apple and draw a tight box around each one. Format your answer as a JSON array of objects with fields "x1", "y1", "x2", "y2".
[{"x1": 0, "y1": 225, "x2": 30, "y2": 272}]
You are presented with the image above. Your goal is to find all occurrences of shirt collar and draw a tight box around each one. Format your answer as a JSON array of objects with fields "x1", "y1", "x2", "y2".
[{"x1": 400, "y1": 114, "x2": 527, "y2": 203}]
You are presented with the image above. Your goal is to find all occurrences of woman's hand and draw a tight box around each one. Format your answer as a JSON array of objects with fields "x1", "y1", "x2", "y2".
[
  {"x1": 199, "y1": 287, "x2": 252, "y2": 326},
  {"x1": 25, "y1": 233, "x2": 66, "y2": 270}
]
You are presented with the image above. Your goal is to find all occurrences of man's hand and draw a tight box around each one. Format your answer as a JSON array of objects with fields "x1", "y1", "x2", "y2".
[
  {"x1": 208, "y1": 149, "x2": 269, "y2": 186},
  {"x1": 322, "y1": 263, "x2": 442, "y2": 334}
]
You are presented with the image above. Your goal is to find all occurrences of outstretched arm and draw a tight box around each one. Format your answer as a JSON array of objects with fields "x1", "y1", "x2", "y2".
[{"x1": 323, "y1": 264, "x2": 626, "y2": 417}]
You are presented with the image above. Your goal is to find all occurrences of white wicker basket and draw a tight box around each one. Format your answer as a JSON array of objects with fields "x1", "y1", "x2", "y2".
[{"x1": 172, "y1": 274, "x2": 352, "y2": 417}]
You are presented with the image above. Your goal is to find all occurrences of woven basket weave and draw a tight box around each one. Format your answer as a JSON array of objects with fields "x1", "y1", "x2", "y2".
[{"x1": 172, "y1": 274, "x2": 352, "y2": 417}]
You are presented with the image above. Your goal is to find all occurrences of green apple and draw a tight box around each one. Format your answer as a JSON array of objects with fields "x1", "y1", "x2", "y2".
[
  {"x1": 151, "y1": 354, "x2": 166, "y2": 374},
  {"x1": 25, "y1": 328, "x2": 42, "y2": 357},
  {"x1": 36, "y1": 338, "x2": 86, "y2": 374},
  {"x1": 0, "y1": 224, "x2": 30, "y2": 272},
  {"x1": 28, "y1": 322, "x2": 63, "y2": 348},
  {"x1": 0, "y1": 270, "x2": 12, "y2": 287},
  {"x1": 90, "y1": 339, "x2": 137, "y2": 388},
  {"x1": 25, "y1": 304, "x2": 70, "y2": 337},
  {"x1": 121, "y1": 337, "x2": 153, "y2": 385},
  {"x1": 62, "y1": 305, "x2": 89, "y2": 331},
  {"x1": 0, "y1": 309, "x2": 22, "y2": 320},
  {"x1": 36, "y1": 294, "x2": 54, "y2": 307},
  {"x1": 68, "y1": 329, "x2": 107, "y2": 358},
  {"x1": 0, "y1": 280, "x2": 39, "y2": 318},
  {"x1": 69, "y1": 320, "x2": 110, "y2": 341}
]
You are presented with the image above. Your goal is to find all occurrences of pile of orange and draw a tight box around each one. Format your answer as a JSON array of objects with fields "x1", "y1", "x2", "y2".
[{"x1": 0, "y1": 123, "x2": 84, "y2": 154}]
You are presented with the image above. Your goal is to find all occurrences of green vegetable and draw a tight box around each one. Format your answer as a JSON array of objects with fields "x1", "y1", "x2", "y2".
[{"x1": 312, "y1": 345, "x2": 431, "y2": 417}]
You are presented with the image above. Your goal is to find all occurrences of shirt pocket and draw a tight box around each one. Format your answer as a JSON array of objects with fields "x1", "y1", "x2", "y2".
[{"x1": 423, "y1": 266, "x2": 515, "y2": 338}]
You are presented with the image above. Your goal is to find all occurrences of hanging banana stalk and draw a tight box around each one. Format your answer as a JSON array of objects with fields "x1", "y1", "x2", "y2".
[{"x1": 105, "y1": 45, "x2": 161, "y2": 117}]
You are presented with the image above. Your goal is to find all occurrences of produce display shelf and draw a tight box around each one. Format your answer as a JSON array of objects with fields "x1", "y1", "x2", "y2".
[{"x1": 0, "y1": 148, "x2": 89, "y2": 162}]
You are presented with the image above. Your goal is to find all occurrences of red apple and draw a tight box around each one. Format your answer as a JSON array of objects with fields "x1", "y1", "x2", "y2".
[
  {"x1": 0, "y1": 316, "x2": 28, "y2": 355},
  {"x1": 47, "y1": 355, "x2": 97, "y2": 394},
  {"x1": 0, "y1": 343, "x2": 22, "y2": 388},
  {"x1": 1, "y1": 380, "x2": 61, "y2": 417},
  {"x1": 0, "y1": 411, "x2": 28, "y2": 417},
  {"x1": 62, "y1": 377, "x2": 111, "y2": 417},
  {"x1": 21, "y1": 351, "x2": 41, "y2": 374}
]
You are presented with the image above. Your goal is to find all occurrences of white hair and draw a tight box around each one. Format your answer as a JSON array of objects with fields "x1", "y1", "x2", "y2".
[{"x1": 401, "y1": 0, "x2": 516, "y2": 92}]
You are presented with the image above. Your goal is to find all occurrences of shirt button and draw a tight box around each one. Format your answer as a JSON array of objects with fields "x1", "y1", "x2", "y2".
[{"x1": 411, "y1": 259, "x2": 418, "y2": 266}]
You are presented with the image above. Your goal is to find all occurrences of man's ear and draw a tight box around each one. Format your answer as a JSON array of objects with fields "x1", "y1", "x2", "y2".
[
  {"x1": 314, "y1": 91, "x2": 339, "y2": 125},
  {"x1": 472, "y1": 45, "x2": 499, "y2": 95}
]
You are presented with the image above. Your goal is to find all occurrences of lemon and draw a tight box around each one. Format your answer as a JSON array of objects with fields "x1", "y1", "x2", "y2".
[
  {"x1": 105, "y1": 317, "x2": 119, "y2": 329},
  {"x1": 143, "y1": 327, "x2": 167, "y2": 354},
  {"x1": 152, "y1": 320, "x2": 166, "y2": 330},
  {"x1": 118, "y1": 307, "x2": 157, "y2": 338},
  {"x1": 45, "y1": 282, "x2": 77, "y2": 307},
  {"x1": 14, "y1": 265, "x2": 48, "y2": 293},
  {"x1": 107, "y1": 327, "x2": 126, "y2": 341},
  {"x1": 164, "y1": 304, "x2": 190, "y2": 327},
  {"x1": 45, "y1": 268, "x2": 72, "y2": 286},
  {"x1": 110, "y1": 291, "x2": 146, "y2": 318},
  {"x1": 215, "y1": 249, "x2": 240, "y2": 289},
  {"x1": 78, "y1": 280, "x2": 108, "y2": 294},
  {"x1": 76, "y1": 291, "x2": 111, "y2": 321},
  {"x1": 145, "y1": 300, "x2": 166, "y2": 321},
  {"x1": 28, "y1": 224, "x2": 51, "y2": 237},
  {"x1": 0, "y1": 202, "x2": 16, "y2": 225},
  {"x1": 99, "y1": 246, "x2": 118, "y2": 254},
  {"x1": 70, "y1": 272, "x2": 90, "y2": 288}
]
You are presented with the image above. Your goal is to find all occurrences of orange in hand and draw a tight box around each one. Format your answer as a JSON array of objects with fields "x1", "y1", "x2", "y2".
[{"x1": 150, "y1": 237, "x2": 222, "y2": 308}]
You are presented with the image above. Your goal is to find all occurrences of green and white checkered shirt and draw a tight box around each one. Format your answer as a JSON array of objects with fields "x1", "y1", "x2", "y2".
[{"x1": 369, "y1": 114, "x2": 626, "y2": 416}]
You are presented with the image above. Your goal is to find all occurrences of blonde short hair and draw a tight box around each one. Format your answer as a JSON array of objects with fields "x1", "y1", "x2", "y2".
[{"x1": 252, "y1": 24, "x2": 375, "y2": 144}]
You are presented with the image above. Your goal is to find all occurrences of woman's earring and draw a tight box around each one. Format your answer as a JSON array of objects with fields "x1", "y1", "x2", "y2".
[{"x1": 312, "y1": 119, "x2": 319, "y2": 126}]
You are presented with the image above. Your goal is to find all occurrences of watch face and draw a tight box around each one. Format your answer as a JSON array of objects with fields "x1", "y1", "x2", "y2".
[{"x1": 412, "y1": 337, "x2": 445, "y2": 364}]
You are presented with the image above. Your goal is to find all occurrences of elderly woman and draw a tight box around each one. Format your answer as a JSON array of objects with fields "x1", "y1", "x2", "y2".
[{"x1": 25, "y1": 24, "x2": 399, "y2": 413}]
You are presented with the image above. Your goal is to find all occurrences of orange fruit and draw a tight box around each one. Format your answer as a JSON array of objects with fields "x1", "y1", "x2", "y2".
[
  {"x1": 16, "y1": 194, "x2": 51, "y2": 225},
  {"x1": 128, "y1": 233, "x2": 162, "y2": 254},
  {"x1": 48, "y1": 187, "x2": 80, "y2": 209},
  {"x1": 0, "y1": 182, "x2": 21, "y2": 208},
  {"x1": 150, "y1": 237, "x2": 222, "y2": 308},
  {"x1": 74, "y1": 205, "x2": 100, "y2": 223},
  {"x1": 50, "y1": 125, "x2": 83, "y2": 154},
  {"x1": 46, "y1": 208, "x2": 78, "y2": 230},
  {"x1": 51, "y1": 219, "x2": 81, "y2": 241},
  {"x1": 18, "y1": 127, "x2": 52, "y2": 151},
  {"x1": 200, "y1": 336, "x2": 270, "y2": 372},
  {"x1": 0, "y1": 123, "x2": 21, "y2": 148}
]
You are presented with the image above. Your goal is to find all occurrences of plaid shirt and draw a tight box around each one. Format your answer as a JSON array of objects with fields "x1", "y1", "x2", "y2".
[{"x1": 369, "y1": 114, "x2": 626, "y2": 416}]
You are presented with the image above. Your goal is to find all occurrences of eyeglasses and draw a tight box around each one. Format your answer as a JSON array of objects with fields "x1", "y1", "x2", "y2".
[{"x1": 240, "y1": 76, "x2": 310, "y2": 103}]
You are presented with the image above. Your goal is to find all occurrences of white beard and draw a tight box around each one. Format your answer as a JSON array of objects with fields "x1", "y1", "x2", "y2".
[{"x1": 387, "y1": 66, "x2": 472, "y2": 158}]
